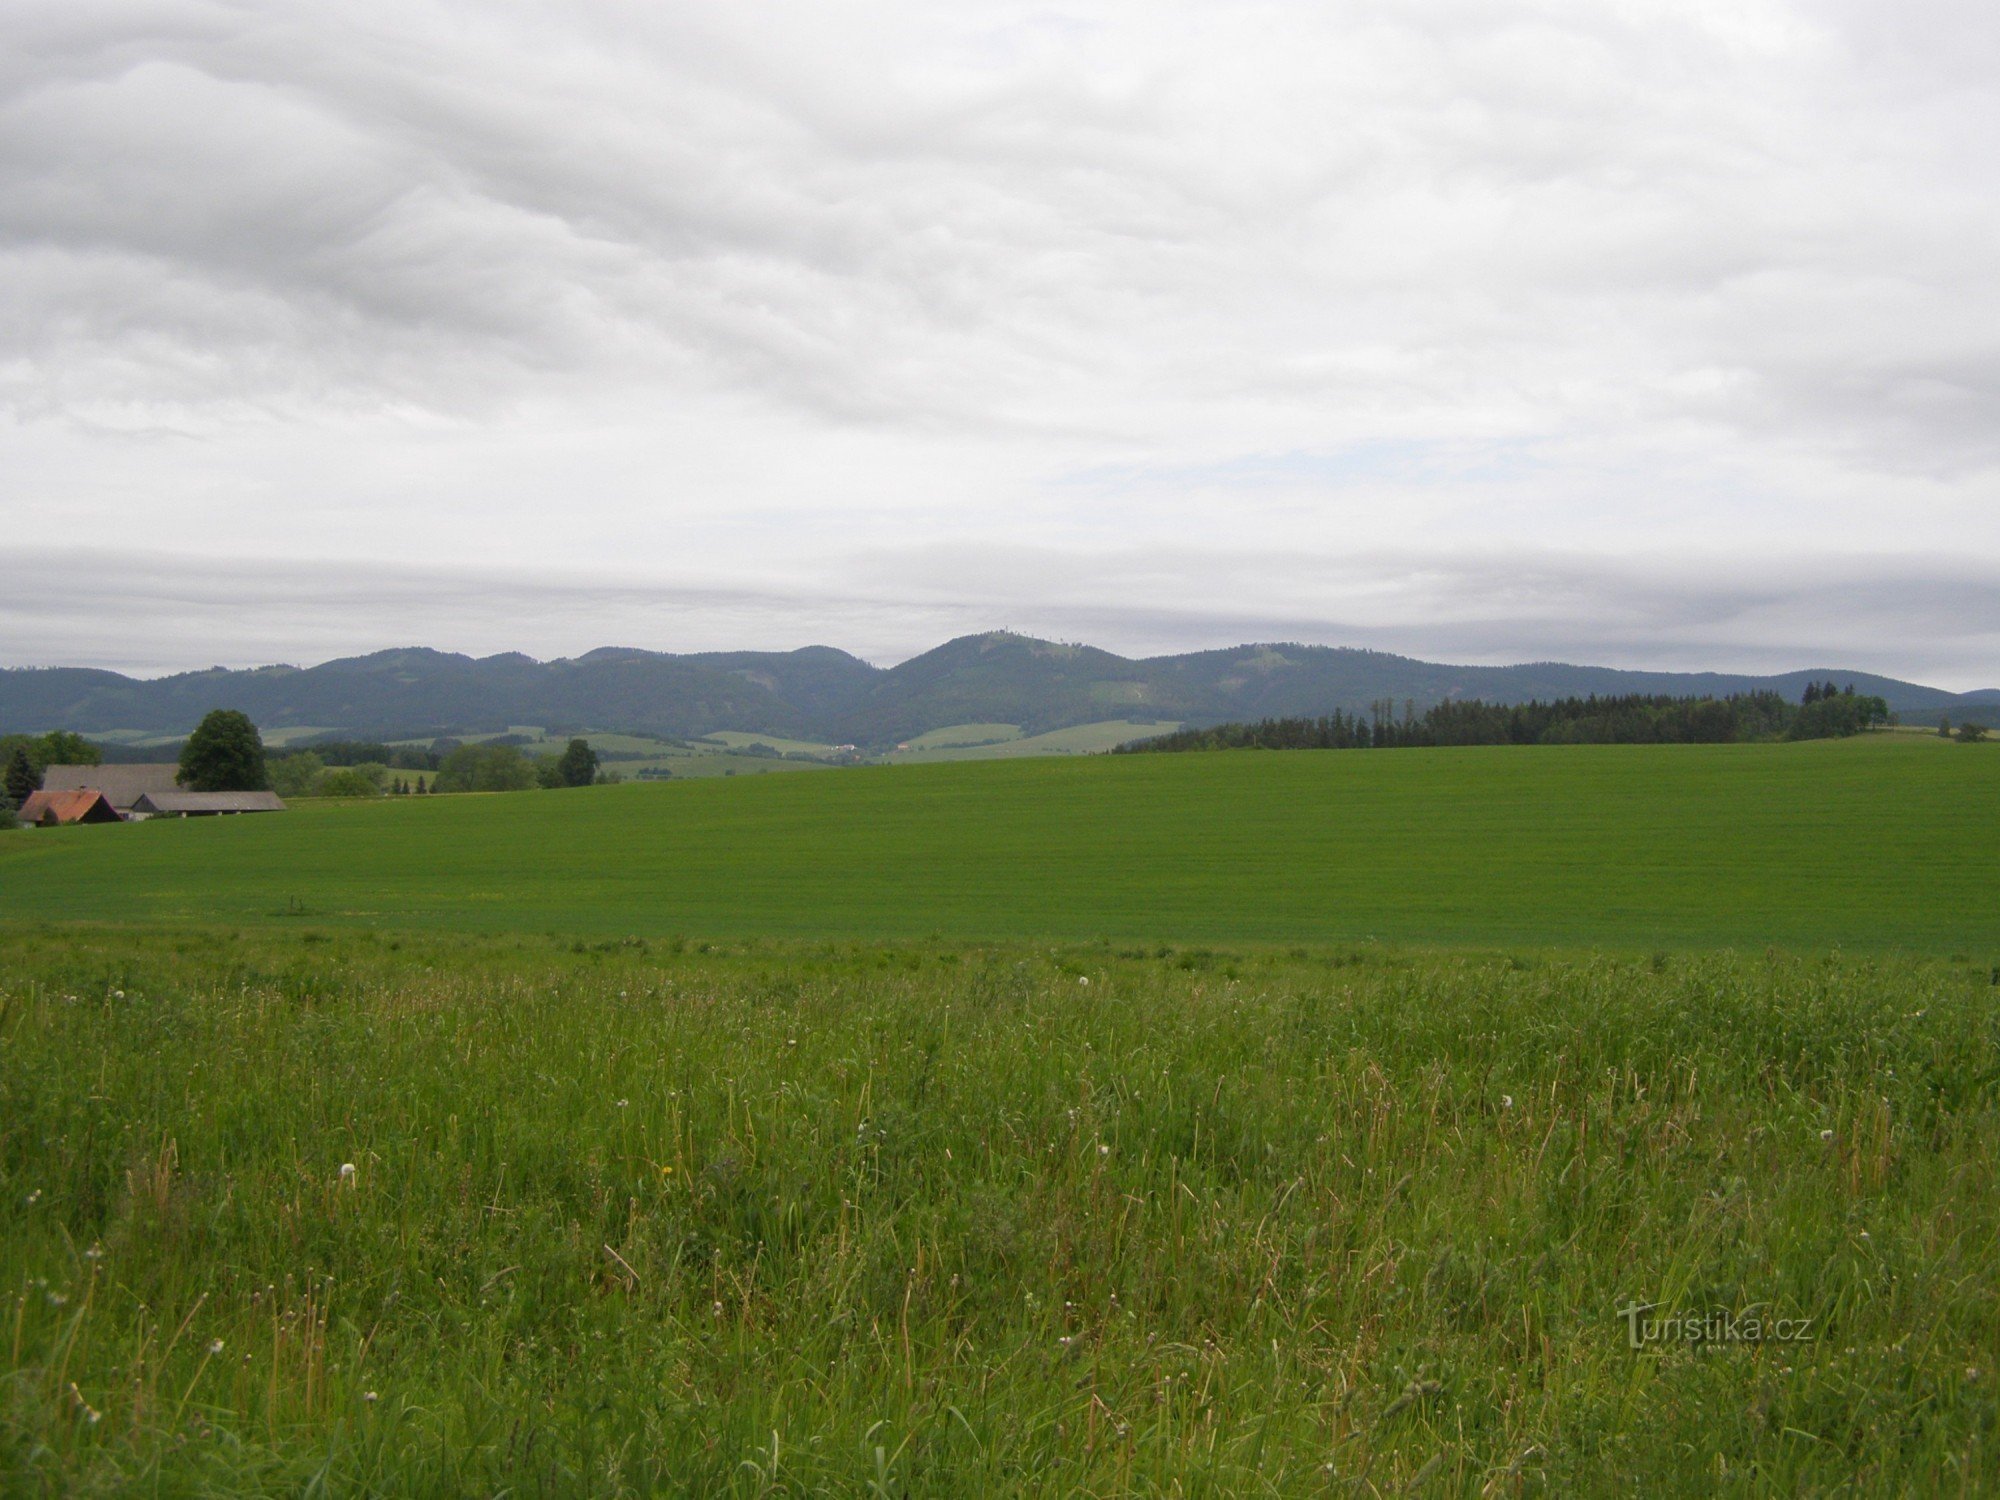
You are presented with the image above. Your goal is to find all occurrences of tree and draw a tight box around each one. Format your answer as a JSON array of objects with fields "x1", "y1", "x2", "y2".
[
  {"x1": 1957, "y1": 722, "x2": 1990, "y2": 743},
  {"x1": 556, "y1": 738, "x2": 600, "y2": 788},
  {"x1": 177, "y1": 710, "x2": 269, "y2": 792},
  {"x1": 269, "y1": 751, "x2": 325, "y2": 799},
  {"x1": 1939, "y1": 715, "x2": 1953, "y2": 738},
  {"x1": 315, "y1": 767, "x2": 384, "y2": 797},
  {"x1": 433, "y1": 743, "x2": 536, "y2": 793},
  {"x1": 4, "y1": 746, "x2": 37, "y2": 805},
  {"x1": 36, "y1": 731, "x2": 100, "y2": 767}
]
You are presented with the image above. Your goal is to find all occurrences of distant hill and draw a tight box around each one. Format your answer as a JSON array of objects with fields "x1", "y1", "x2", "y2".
[{"x1": 2, "y1": 632, "x2": 1994, "y2": 747}]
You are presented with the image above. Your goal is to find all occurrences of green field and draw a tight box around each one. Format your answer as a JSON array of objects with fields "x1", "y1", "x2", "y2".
[
  {"x1": 884, "y1": 720, "x2": 1184, "y2": 762},
  {"x1": 4, "y1": 738, "x2": 1998, "y2": 1493},
  {"x1": 3, "y1": 738, "x2": 1994, "y2": 950},
  {"x1": 3, "y1": 932, "x2": 1997, "y2": 1493}
]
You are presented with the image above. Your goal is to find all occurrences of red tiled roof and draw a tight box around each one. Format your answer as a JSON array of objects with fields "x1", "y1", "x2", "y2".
[{"x1": 17, "y1": 789, "x2": 120, "y2": 825}]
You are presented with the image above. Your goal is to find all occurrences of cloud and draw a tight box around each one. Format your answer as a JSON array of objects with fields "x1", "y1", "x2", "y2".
[{"x1": 1, "y1": 1, "x2": 1996, "y2": 676}]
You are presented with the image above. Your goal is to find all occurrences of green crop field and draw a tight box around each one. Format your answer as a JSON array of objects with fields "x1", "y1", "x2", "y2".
[
  {"x1": 4, "y1": 738, "x2": 1998, "y2": 1493},
  {"x1": 2, "y1": 737, "x2": 1994, "y2": 950}
]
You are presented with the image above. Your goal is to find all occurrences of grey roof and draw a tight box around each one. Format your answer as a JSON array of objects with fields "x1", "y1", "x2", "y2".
[
  {"x1": 131, "y1": 791, "x2": 288, "y2": 814},
  {"x1": 39, "y1": 763, "x2": 182, "y2": 809}
]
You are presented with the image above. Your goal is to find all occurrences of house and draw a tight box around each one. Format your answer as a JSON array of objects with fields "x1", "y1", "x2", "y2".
[
  {"x1": 17, "y1": 789, "x2": 123, "y2": 826},
  {"x1": 39, "y1": 763, "x2": 182, "y2": 815},
  {"x1": 129, "y1": 791, "x2": 287, "y2": 818}
]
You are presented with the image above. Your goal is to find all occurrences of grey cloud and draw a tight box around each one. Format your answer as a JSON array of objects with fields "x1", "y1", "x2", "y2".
[{"x1": 2, "y1": 2, "x2": 1996, "y2": 673}]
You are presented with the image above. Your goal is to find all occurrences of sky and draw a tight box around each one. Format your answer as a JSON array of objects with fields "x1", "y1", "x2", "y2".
[{"x1": 2, "y1": 1, "x2": 1997, "y2": 687}]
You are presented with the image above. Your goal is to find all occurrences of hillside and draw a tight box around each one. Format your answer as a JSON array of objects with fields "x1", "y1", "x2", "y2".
[{"x1": 2, "y1": 631, "x2": 1994, "y2": 746}]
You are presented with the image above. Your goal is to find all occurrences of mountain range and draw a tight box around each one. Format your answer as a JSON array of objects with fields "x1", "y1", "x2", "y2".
[{"x1": 3, "y1": 633, "x2": 1995, "y2": 747}]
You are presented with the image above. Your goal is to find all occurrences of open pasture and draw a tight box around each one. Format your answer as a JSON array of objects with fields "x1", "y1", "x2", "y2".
[{"x1": 1, "y1": 737, "x2": 1995, "y2": 951}]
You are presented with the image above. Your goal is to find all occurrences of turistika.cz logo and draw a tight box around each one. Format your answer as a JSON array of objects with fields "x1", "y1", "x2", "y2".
[{"x1": 1616, "y1": 1301, "x2": 1817, "y2": 1351}]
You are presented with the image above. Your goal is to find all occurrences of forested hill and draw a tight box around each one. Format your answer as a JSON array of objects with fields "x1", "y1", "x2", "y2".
[
  {"x1": 1, "y1": 633, "x2": 1994, "y2": 747},
  {"x1": 1115, "y1": 686, "x2": 1915, "y2": 754}
]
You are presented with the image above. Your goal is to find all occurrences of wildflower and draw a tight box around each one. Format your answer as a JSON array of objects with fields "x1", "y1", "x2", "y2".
[
  {"x1": 112, "y1": 989, "x2": 125, "y2": 1000},
  {"x1": 1078, "y1": 976, "x2": 1090, "y2": 987},
  {"x1": 208, "y1": 1339, "x2": 225, "y2": 1355},
  {"x1": 1098, "y1": 1143, "x2": 1111, "y2": 1156},
  {"x1": 364, "y1": 1390, "x2": 380, "y2": 1402},
  {"x1": 1819, "y1": 1129, "x2": 1835, "y2": 1143},
  {"x1": 340, "y1": 1163, "x2": 357, "y2": 1182},
  {"x1": 1501, "y1": 1095, "x2": 1515, "y2": 1109},
  {"x1": 615, "y1": 1099, "x2": 629, "y2": 1109}
]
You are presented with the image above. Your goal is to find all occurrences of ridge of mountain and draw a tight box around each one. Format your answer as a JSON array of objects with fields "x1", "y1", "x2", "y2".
[{"x1": 2, "y1": 631, "x2": 1993, "y2": 746}]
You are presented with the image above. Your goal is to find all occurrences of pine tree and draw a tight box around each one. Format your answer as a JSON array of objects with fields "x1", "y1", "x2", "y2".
[{"x1": 5, "y1": 746, "x2": 39, "y2": 805}]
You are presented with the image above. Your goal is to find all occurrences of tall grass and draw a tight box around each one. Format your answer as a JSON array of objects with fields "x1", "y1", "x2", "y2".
[{"x1": 3, "y1": 930, "x2": 1997, "y2": 1493}]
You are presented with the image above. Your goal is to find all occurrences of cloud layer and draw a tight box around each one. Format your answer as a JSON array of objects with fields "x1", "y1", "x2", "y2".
[{"x1": 3, "y1": 2, "x2": 1996, "y2": 683}]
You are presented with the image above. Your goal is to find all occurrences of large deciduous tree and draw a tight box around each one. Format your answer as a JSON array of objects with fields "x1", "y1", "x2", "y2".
[{"x1": 177, "y1": 710, "x2": 270, "y2": 792}]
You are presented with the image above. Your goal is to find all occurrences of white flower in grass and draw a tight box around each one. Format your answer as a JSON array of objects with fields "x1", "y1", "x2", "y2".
[
  {"x1": 208, "y1": 1339, "x2": 225, "y2": 1355},
  {"x1": 339, "y1": 1163, "x2": 357, "y2": 1183},
  {"x1": 1078, "y1": 976, "x2": 1090, "y2": 987},
  {"x1": 1819, "y1": 1129, "x2": 1835, "y2": 1142},
  {"x1": 364, "y1": 1391, "x2": 379, "y2": 1402},
  {"x1": 1501, "y1": 1095, "x2": 1515, "y2": 1110}
]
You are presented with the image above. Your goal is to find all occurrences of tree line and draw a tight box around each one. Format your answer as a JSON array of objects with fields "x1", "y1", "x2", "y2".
[{"x1": 1115, "y1": 685, "x2": 1904, "y2": 755}]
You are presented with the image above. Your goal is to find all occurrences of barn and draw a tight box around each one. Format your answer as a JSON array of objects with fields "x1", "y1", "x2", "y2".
[
  {"x1": 17, "y1": 789, "x2": 123, "y2": 826},
  {"x1": 129, "y1": 791, "x2": 288, "y2": 818},
  {"x1": 38, "y1": 763, "x2": 182, "y2": 815}
]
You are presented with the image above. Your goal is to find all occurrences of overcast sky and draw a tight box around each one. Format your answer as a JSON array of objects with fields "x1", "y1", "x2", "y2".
[{"x1": 3, "y1": 1, "x2": 1996, "y2": 686}]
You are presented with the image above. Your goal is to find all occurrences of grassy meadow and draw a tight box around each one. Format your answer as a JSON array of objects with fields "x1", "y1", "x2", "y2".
[
  {"x1": 3, "y1": 737, "x2": 1998, "y2": 1493},
  {"x1": 3, "y1": 932, "x2": 1997, "y2": 1494}
]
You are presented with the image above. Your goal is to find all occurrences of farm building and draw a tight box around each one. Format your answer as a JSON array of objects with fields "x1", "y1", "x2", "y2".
[
  {"x1": 39, "y1": 763, "x2": 181, "y2": 814},
  {"x1": 129, "y1": 791, "x2": 287, "y2": 818},
  {"x1": 16, "y1": 789, "x2": 123, "y2": 826}
]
